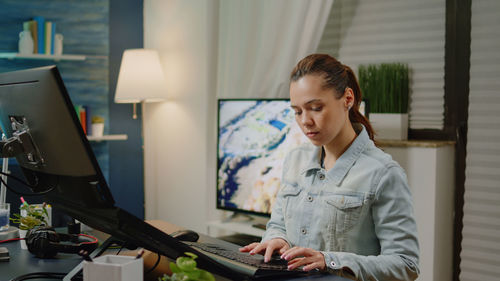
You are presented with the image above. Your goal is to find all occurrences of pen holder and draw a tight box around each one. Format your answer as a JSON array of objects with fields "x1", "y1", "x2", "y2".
[{"x1": 83, "y1": 255, "x2": 143, "y2": 281}]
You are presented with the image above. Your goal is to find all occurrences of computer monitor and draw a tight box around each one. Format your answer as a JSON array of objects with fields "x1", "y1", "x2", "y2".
[
  {"x1": 0, "y1": 66, "x2": 245, "y2": 280},
  {"x1": 216, "y1": 99, "x2": 308, "y2": 216}
]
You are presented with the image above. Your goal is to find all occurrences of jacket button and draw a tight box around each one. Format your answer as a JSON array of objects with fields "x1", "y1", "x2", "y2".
[
  {"x1": 307, "y1": 196, "x2": 313, "y2": 202},
  {"x1": 318, "y1": 173, "x2": 325, "y2": 180},
  {"x1": 301, "y1": 228, "x2": 307, "y2": 234}
]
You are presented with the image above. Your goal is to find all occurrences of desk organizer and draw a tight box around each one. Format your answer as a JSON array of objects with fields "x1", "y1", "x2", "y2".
[{"x1": 83, "y1": 255, "x2": 143, "y2": 281}]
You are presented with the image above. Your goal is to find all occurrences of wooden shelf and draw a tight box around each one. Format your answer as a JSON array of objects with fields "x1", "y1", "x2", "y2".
[
  {"x1": 0, "y1": 52, "x2": 86, "y2": 61},
  {"x1": 87, "y1": 134, "x2": 128, "y2": 142}
]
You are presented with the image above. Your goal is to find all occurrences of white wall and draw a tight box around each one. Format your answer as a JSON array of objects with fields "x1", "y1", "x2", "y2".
[{"x1": 143, "y1": 0, "x2": 219, "y2": 233}]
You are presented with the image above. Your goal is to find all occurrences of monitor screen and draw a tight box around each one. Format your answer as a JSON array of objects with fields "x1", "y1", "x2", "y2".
[
  {"x1": 0, "y1": 66, "x2": 114, "y2": 207},
  {"x1": 0, "y1": 66, "x2": 247, "y2": 280},
  {"x1": 217, "y1": 99, "x2": 308, "y2": 216}
]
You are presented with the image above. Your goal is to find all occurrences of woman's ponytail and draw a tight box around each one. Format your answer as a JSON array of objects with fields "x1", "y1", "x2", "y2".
[{"x1": 344, "y1": 66, "x2": 375, "y2": 140}]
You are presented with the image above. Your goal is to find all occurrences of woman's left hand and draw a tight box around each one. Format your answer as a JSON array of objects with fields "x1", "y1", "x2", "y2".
[{"x1": 281, "y1": 247, "x2": 326, "y2": 271}]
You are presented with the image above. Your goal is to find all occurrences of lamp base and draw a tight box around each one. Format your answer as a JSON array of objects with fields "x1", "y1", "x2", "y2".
[{"x1": 0, "y1": 226, "x2": 20, "y2": 240}]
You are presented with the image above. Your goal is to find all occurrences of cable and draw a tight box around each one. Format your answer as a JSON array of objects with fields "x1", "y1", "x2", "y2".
[
  {"x1": 0, "y1": 237, "x2": 23, "y2": 243},
  {"x1": 0, "y1": 172, "x2": 56, "y2": 196},
  {"x1": 116, "y1": 243, "x2": 125, "y2": 255},
  {"x1": 0, "y1": 170, "x2": 35, "y2": 187},
  {"x1": 145, "y1": 252, "x2": 162, "y2": 275},
  {"x1": 9, "y1": 272, "x2": 67, "y2": 281},
  {"x1": 78, "y1": 233, "x2": 99, "y2": 245}
]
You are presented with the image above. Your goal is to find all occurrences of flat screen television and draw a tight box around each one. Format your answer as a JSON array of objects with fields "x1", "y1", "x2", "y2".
[{"x1": 216, "y1": 99, "x2": 308, "y2": 216}]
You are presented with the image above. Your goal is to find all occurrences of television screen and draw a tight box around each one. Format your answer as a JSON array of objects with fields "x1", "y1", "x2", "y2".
[{"x1": 217, "y1": 99, "x2": 308, "y2": 216}]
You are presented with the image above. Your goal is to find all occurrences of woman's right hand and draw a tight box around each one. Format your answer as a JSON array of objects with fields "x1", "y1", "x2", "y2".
[{"x1": 239, "y1": 238, "x2": 290, "y2": 262}]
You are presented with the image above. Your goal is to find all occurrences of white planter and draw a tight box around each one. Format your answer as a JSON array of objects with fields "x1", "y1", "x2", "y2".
[
  {"x1": 369, "y1": 113, "x2": 408, "y2": 140},
  {"x1": 91, "y1": 123, "x2": 104, "y2": 137}
]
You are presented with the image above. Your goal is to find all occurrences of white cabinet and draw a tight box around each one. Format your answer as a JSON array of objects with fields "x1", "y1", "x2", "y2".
[{"x1": 380, "y1": 140, "x2": 455, "y2": 281}]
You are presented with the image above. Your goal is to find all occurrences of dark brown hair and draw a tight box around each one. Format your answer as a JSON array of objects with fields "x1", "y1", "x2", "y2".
[{"x1": 290, "y1": 54, "x2": 375, "y2": 140}]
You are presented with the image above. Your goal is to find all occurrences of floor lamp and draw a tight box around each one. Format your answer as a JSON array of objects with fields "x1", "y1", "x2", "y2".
[{"x1": 114, "y1": 49, "x2": 167, "y2": 220}]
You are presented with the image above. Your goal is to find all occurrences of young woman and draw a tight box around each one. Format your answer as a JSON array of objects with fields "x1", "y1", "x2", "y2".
[{"x1": 240, "y1": 54, "x2": 420, "y2": 280}]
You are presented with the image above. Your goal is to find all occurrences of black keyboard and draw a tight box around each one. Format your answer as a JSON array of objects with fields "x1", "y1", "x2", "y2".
[{"x1": 186, "y1": 242, "x2": 290, "y2": 271}]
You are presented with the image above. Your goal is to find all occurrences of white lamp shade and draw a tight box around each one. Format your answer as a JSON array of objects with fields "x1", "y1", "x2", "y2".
[{"x1": 114, "y1": 49, "x2": 167, "y2": 103}]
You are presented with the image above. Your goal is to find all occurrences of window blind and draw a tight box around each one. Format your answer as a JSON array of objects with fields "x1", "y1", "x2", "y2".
[
  {"x1": 317, "y1": 0, "x2": 446, "y2": 129},
  {"x1": 460, "y1": 0, "x2": 500, "y2": 280}
]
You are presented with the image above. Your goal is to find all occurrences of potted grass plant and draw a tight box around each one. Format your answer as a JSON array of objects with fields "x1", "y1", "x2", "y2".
[
  {"x1": 10, "y1": 200, "x2": 49, "y2": 249},
  {"x1": 358, "y1": 63, "x2": 409, "y2": 140}
]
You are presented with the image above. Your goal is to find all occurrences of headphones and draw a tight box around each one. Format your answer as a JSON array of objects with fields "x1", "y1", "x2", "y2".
[{"x1": 25, "y1": 226, "x2": 98, "y2": 258}]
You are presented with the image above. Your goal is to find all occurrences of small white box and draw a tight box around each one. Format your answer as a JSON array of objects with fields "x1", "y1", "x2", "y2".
[{"x1": 83, "y1": 255, "x2": 143, "y2": 281}]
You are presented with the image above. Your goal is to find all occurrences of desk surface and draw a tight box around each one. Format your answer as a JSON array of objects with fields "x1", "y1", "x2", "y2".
[
  {"x1": 1, "y1": 241, "x2": 82, "y2": 280},
  {"x1": 0, "y1": 221, "x2": 350, "y2": 281}
]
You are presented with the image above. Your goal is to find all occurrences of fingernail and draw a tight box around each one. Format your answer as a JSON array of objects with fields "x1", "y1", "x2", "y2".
[{"x1": 264, "y1": 258, "x2": 269, "y2": 263}]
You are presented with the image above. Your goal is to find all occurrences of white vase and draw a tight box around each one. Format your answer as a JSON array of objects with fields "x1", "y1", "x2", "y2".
[
  {"x1": 369, "y1": 113, "x2": 408, "y2": 140},
  {"x1": 19, "y1": 229, "x2": 28, "y2": 249},
  {"x1": 18, "y1": 30, "x2": 34, "y2": 55},
  {"x1": 92, "y1": 123, "x2": 104, "y2": 137},
  {"x1": 54, "y1": 33, "x2": 63, "y2": 55}
]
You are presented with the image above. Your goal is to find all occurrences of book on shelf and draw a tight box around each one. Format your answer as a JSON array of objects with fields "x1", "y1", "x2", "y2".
[
  {"x1": 85, "y1": 106, "x2": 92, "y2": 136},
  {"x1": 44, "y1": 21, "x2": 53, "y2": 55},
  {"x1": 33, "y1": 16, "x2": 45, "y2": 54},
  {"x1": 50, "y1": 22, "x2": 56, "y2": 55},
  {"x1": 74, "y1": 105, "x2": 91, "y2": 136}
]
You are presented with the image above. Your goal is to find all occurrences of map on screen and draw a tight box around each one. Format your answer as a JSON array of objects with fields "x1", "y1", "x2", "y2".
[{"x1": 217, "y1": 99, "x2": 308, "y2": 216}]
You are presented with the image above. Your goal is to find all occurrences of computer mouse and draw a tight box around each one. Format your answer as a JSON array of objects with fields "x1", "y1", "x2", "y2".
[{"x1": 170, "y1": 229, "x2": 200, "y2": 242}]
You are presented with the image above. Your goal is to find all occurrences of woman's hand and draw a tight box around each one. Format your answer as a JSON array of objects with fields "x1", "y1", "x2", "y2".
[
  {"x1": 281, "y1": 247, "x2": 326, "y2": 271},
  {"x1": 239, "y1": 238, "x2": 290, "y2": 262}
]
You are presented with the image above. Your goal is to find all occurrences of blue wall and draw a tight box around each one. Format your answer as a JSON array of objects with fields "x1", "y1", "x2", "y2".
[
  {"x1": 0, "y1": 0, "x2": 111, "y2": 179},
  {"x1": 0, "y1": 0, "x2": 145, "y2": 220},
  {"x1": 109, "y1": 0, "x2": 144, "y2": 219}
]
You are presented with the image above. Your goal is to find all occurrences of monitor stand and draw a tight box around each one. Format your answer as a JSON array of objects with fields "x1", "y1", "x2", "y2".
[
  {"x1": 222, "y1": 211, "x2": 254, "y2": 223},
  {"x1": 224, "y1": 212, "x2": 268, "y2": 230}
]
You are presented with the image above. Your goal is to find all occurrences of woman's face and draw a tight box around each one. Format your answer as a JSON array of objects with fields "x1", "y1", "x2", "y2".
[{"x1": 290, "y1": 74, "x2": 352, "y2": 147}]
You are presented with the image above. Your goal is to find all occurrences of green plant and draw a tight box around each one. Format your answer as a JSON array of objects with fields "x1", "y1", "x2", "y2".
[
  {"x1": 358, "y1": 63, "x2": 409, "y2": 114},
  {"x1": 91, "y1": 115, "x2": 104, "y2": 124},
  {"x1": 159, "y1": 252, "x2": 215, "y2": 281},
  {"x1": 10, "y1": 203, "x2": 49, "y2": 230}
]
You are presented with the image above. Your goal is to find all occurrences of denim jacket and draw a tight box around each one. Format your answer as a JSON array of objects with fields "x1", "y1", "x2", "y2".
[{"x1": 262, "y1": 126, "x2": 420, "y2": 281}]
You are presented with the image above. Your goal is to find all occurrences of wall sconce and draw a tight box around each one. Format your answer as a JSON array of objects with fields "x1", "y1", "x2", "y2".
[{"x1": 114, "y1": 49, "x2": 166, "y2": 119}]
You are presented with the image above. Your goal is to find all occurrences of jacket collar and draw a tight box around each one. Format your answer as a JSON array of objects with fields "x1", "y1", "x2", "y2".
[{"x1": 300, "y1": 124, "x2": 370, "y2": 186}]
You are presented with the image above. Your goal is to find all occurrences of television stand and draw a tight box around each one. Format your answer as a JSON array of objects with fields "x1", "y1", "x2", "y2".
[
  {"x1": 222, "y1": 211, "x2": 254, "y2": 223},
  {"x1": 206, "y1": 213, "x2": 268, "y2": 238}
]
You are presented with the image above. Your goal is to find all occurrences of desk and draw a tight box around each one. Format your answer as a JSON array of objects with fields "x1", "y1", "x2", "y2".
[{"x1": 0, "y1": 221, "x2": 350, "y2": 281}]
